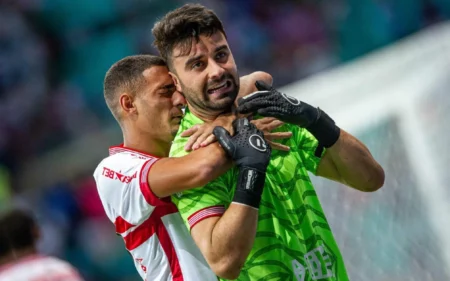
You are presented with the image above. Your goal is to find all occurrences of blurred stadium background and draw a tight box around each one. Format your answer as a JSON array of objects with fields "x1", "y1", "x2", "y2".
[{"x1": 1, "y1": 0, "x2": 450, "y2": 280}]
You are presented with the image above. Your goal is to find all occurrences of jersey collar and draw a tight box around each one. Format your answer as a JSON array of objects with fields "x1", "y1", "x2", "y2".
[{"x1": 109, "y1": 144, "x2": 160, "y2": 159}]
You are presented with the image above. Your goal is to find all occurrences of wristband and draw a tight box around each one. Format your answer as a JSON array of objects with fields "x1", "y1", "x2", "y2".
[
  {"x1": 232, "y1": 166, "x2": 266, "y2": 209},
  {"x1": 307, "y1": 108, "x2": 340, "y2": 149}
]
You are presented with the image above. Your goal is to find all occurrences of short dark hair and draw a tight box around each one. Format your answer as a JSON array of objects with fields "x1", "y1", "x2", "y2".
[
  {"x1": 152, "y1": 3, "x2": 227, "y2": 68},
  {"x1": 0, "y1": 209, "x2": 37, "y2": 257},
  {"x1": 103, "y1": 55, "x2": 167, "y2": 122}
]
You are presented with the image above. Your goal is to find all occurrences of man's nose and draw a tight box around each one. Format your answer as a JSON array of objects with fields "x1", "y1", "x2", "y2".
[
  {"x1": 172, "y1": 91, "x2": 186, "y2": 108},
  {"x1": 208, "y1": 60, "x2": 225, "y2": 81}
]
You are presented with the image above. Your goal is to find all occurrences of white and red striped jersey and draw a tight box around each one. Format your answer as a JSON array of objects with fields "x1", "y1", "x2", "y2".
[
  {"x1": 0, "y1": 254, "x2": 84, "y2": 281},
  {"x1": 93, "y1": 145, "x2": 217, "y2": 281}
]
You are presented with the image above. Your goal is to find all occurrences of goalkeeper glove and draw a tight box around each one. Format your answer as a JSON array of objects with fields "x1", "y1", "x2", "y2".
[
  {"x1": 213, "y1": 118, "x2": 271, "y2": 209},
  {"x1": 237, "y1": 81, "x2": 340, "y2": 149}
]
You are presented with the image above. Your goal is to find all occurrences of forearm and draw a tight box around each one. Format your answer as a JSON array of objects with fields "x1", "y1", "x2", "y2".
[
  {"x1": 190, "y1": 117, "x2": 270, "y2": 279},
  {"x1": 193, "y1": 204, "x2": 258, "y2": 279},
  {"x1": 325, "y1": 130, "x2": 385, "y2": 191},
  {"x1": 148, "y1": 144, "x2": 232, "y2": 197},
  {"x1": 235, "y1": 71, "x2": 273, "y2": 107}
]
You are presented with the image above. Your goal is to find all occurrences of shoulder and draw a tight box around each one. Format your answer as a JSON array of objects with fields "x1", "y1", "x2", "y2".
[
  {"x1": 94, "y1": 153, "x2": 151, "y2": 176},
  {"x1": 170, "y1": 110, "x2": 204, "y2": 157},
  {"x1": 170, "y1": 132, "x2": 189, "y2": 158},
  {"x1": 46, "y1": 256, "x2": 79, "y2": 269},
  {"x1": 179, "y1": 109, "x2": 204, "y2": 132},
  {"x1": 34, "y1": 256, "x2": 83, "y2": 280},
  {"x1": 93, "y1": 153, "x2": 155, "y2": 193},
  {"x1": 0, "y1": 255, "x2": 80, "y2": 279}
]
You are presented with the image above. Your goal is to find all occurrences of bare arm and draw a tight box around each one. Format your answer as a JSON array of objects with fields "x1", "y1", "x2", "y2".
[
  {"x1": 180, "y1": 118, "x2": 271, "y2": 279},
  {"x1": 235, "y1": 71, "x2": 273, "y2": 107},
  {"x1": 316, "y1": 130, "x2": 385, "y2": 192},
  {"x1": 236, "y1": 81, "x2": 385, "y2": 192},
  {"x1": 148, "y1": 143, "x2": 232, "y2": 198},
  {"x1": 190, "y1": 205, "x2": 258, "y2": 279}
]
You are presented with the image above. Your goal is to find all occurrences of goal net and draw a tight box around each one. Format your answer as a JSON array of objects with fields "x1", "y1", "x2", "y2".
[{"x1": 281, "y1": 21, "x2": 450, "y2": 281}]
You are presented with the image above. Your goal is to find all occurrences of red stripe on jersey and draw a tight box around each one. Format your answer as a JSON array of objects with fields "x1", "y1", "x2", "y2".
[
  {"x1": 114, "y1": 216, "x2": 136, "y2": 234},
  {"x1": 188, "y1": 206, "x2": 225, "y2": 229},
  {"x1": 139, "y1": 158, "x2": 171, "y2": 206},
  {"x1": 155, "y1": 207, "x2": 184, "y2": 281},
  {"x1": 123, "y1": 203, "x2": 183, "y2": 280}
]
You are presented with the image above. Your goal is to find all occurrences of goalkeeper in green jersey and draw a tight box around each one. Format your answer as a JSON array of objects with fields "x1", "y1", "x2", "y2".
[{"x1": 152, "y1": 4, "x2": 385, "y2": 280}]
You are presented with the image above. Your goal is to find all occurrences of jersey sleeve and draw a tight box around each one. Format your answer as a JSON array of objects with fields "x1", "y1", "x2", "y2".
[
  {"x1": 170, "y1": 130, "x2": 235, "y2": 231},
  {"x1": 292, "y1": 126, "x2": 326, "y2": 175},
  {"x1": 93, "y1": 156, "x2": 163, "y2": 228}
]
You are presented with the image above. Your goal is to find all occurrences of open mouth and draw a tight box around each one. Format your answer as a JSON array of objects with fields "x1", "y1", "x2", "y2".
[{"x1": 207, "y1": 80, "x2": 232, "y2": 95}]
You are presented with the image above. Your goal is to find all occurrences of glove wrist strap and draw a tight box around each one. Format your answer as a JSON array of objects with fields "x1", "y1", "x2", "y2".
[
  {"x1": 233, "y1": 166, "x2": 266, "y2": 209},
  {"x1": 307, "y1": 108, "x2": 340, "y2": 149}
]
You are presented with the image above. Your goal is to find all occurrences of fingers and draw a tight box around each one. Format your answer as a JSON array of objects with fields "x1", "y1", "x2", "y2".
[
  {"x1": 255, "y1": 80, "x2": 272, "y2": 91},
  {"x1": 200, "y1": 134, "x2": 217, "y2": 148},
  {"x1": 257, "y1": 107, "x2": 284, "y2": 119},
  {"x1": 237, "y1": 97, "x2": 273, "y2": 114},
  {"x1": 180, "y1": 125, "x2": 199, "y2": 137},
  {"x1": 265, "y1": 130, "x2": 292, "y2": 151},
  {"x1": 237, "y1": 90, "x2": 271, "y2": 107},
  {"x1": 183, "y1": 124, "x2": 218, "y2": 151},
  {"x1": 254, "y1": 117, "x2": 277, "y2": 124},
  {"x1": 267, "y1": 140, "x2": 290, "y2": 152},
  {"x1": 251, "y1": 118, "x2": 284, "y2": 132},
  {"x1": 184, "y1": 130, "x2": 203, "y2": 151},
  {"x1": 192, "y1": 132, "x2": 210, "y2": 151},
  {"x1": 264, "y1": 132, "x2": 292, "y2": 141},
  {"x1": 264, "y1": 119, "x2": 284, "y2": 132},
  {"x1": 213, "y1": 126, "x2": 235, "y2": 157}
]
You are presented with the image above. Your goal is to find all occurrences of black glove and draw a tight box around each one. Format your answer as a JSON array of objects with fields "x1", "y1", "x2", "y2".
[
  {"x1": 213, "y1": 118, "x2": 271, "y2": 209},
  {"x1": 237, "y1": 80, "x2": 340, "y2": 148}
]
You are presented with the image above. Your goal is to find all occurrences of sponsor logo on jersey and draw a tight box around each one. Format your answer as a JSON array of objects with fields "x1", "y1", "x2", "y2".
[
  {"x1": 102, "y1": 167, "x2": 137, "y2": 183},
  {"x1": 292, "y1": 245, "x2": 334, "y2": 281}
]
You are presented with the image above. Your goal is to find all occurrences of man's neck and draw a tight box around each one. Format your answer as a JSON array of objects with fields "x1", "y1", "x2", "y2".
[
  {"x1": 188, "y1": 104, "x2": 231, "y2": 123},
  {"x1": 0, "y1": 248, "x2": 37, "y2": 266},
  {"x1": 122, "y1": 127, "x2": 170, "y2": 158},
  {"x1": 123, "y1": 138, "x2": 170, "y2": 158}
]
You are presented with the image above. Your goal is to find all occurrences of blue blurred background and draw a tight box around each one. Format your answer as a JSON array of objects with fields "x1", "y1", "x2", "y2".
[{"x1": 1, "y1": 0, "x2": 450, "y2": 280}]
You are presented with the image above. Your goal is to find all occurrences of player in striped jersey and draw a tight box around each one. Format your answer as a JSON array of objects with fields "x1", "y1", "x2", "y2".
[
  {"x1": 94, "y1": 55, "x2": 283, "y2": 281},
  {"x1": 152, "y1": 4, "x2": 385, "y2": 280},
  {"x1": 0, "y1": 209, "x2": 84, "y2": 281}
]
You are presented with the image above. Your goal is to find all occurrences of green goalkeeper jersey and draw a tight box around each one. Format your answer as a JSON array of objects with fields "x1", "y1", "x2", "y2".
[{"x1": 170, "y1": 109, "x2": 349, "y2": 281}]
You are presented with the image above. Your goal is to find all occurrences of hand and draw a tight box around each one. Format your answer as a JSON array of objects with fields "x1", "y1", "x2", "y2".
[
  {"x1": 237, "y1": 80, "x2": 319, "y2": 128},
  {"x1": 213, "y1": 118, "x2": 272, "y2": 208},
  {"x1": 181, "y1": 114, "x2": 235, "y2": 151},
  {"x1": 213, "y1": 118, "x2": 271, "y2": 172},
  {"x1": 251, "y1": 117, "x2": 292, "y2": 151},
  {"x1": 238, "y1": 81, "x2": 340, "y2": 148}
]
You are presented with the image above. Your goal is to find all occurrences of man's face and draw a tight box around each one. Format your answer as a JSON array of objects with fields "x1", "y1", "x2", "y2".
[
  {"x1": 134, "y1": 65, "x2": 184, "y2": 143},
  {"x1": 171, "y1": 31, "x2": 239, "y2": 114}
]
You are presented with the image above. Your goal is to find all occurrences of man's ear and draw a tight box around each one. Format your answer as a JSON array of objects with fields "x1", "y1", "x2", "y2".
[
  {"x1": 169, "y1": 72, "x2": 182, "y2": 93},
  {"x1": 119, "y1": 93, "x2": 137, "y2": 115}
]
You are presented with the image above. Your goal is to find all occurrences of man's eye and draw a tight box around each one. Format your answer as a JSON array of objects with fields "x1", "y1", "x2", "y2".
[
  {"x1": 216, "y1": 52, "x2": 227, "y2": 60},
  {"x1": 161, "y1": 91, "x2": 172, "y2": 97},
  {"x1": 191, "y1": 61, "x2": 203, "y2": 69}
]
